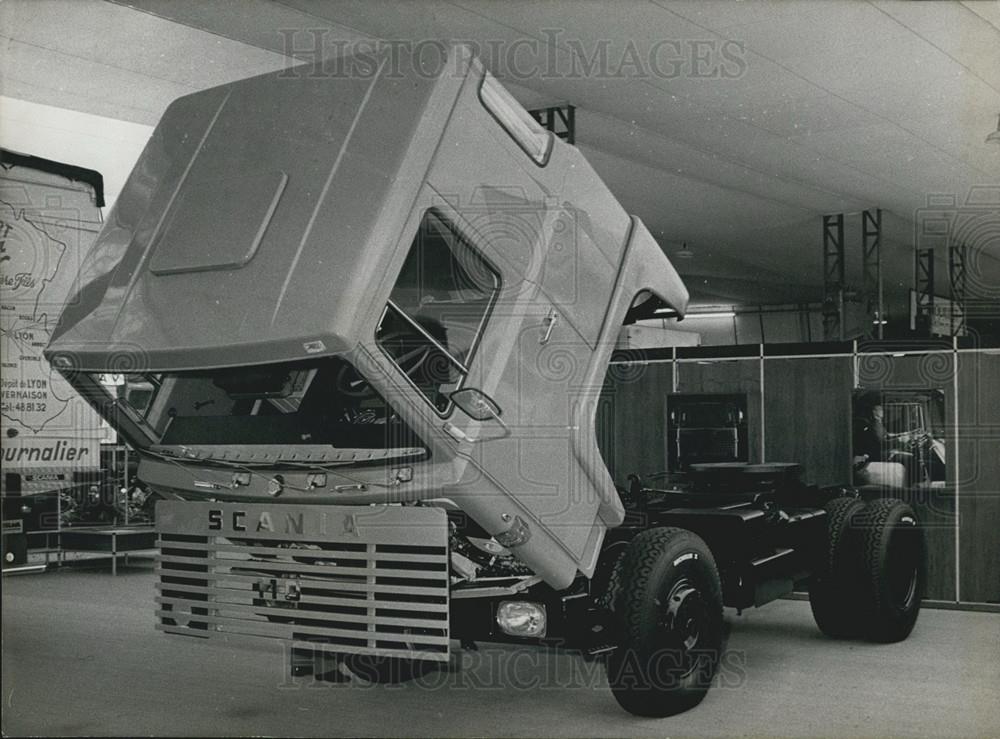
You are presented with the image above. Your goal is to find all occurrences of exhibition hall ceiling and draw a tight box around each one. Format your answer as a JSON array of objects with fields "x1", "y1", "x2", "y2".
[{"x1": 2, "y1": 0, "x2": 998, "y2": 309}]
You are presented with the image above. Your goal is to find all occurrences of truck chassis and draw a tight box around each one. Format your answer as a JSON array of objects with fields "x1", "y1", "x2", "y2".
[{"x1": 154, "y1": 462, "x2": 924, "y2": 716}]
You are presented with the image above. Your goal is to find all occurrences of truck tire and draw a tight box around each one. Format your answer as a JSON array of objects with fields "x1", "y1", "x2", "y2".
[
  {"x1": 809, "y1": 496, "x2": 866, "y2": 638},
  {"x1": 854, "y1": 498, "x2": 924, "y2": 642},
  {"x1": 593, "y1": 540, "x2": 628, "y2": 613},
  {"x1": 606, "y1": 527, "x2": 723, "y2": 717}
]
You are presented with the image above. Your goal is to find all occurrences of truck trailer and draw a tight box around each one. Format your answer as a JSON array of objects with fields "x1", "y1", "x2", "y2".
[{"x1": 45, "y1": 46, "x2": 924, "y2": 717}]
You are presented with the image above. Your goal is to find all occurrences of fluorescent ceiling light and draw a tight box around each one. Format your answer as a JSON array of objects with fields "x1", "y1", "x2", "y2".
[{"x1": 685, "y1": 311, "x2": 736, "y2": 319}]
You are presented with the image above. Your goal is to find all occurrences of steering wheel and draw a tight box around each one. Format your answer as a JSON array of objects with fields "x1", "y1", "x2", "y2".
[
  {"x1": 334, "y1": 331, "x2": 443, "y2": 402},
  {"x1": 383, "y1": 335, "x2": 435, "y2": 377},
  {"x1": 378, "y1": 330, "x2": 453, "y2": 386}
]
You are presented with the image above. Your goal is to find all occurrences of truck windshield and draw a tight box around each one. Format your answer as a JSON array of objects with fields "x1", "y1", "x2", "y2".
[{"x1": 85, "y1": 357, "x2": 426, "y2": 464}]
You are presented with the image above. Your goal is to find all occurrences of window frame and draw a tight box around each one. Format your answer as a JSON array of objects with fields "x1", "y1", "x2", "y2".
[{"x1": 375, "y1": 208, "x2": 502, "y2": 418}]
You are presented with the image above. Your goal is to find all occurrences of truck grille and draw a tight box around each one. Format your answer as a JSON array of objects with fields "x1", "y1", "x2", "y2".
[{"x1": 155, "y1": 501, "x2": 450, "y2": 662}]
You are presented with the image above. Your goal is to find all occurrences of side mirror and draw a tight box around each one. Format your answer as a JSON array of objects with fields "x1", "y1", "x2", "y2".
[{"x1": 450, "y1": 388, "x2": 503, "y2": 422}]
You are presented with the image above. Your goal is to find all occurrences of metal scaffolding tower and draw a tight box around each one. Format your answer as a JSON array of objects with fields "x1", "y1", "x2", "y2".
[
  {"x1": 949, "y1": 243, "x2": 967, "y2": 336},
  {"x1": 915, "y1": 247, "x2": 935, "y2": 334},
  {"x1": 861, "y1": 208, "x2": 883, "y2": 339},
  {"x1": 822, "y1": 213, "x2": 846, "y2": 341},
  {"x1": 529, "y1": 104, "x2": 576, "y2": 144}
]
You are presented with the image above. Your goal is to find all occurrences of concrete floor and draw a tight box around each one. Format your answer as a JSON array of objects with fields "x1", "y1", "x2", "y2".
[{"x1": 3, "y1": 560, "x2": 999, "y2": 738}]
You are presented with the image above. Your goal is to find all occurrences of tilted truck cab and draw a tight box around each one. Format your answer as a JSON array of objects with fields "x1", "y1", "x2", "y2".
[
  {"x1": 46, "y1": 45, "x2": 687, "y2": 589},
  {"x1": 45, "y1": 45, "x2": 923, "y2": 717}
]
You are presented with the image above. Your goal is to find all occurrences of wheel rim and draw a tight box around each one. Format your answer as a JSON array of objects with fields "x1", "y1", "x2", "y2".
[
  {"x1": 658, "y1": 578, "x2": 708, "y2": 674},
  {"x1": 887, "y1": 524, "x2": 919, "y2": 609}
]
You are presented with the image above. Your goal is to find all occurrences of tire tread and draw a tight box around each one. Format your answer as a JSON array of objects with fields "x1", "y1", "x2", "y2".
[
  {"x1": 809, "y1": 496, "x2": 865, "y2": 638},
  {"x1": 608, "y1": 527, "x2": 723, "y2": 717},
  {"x1": 853, "y1": 498, "x2": 923, "y2": 642}
]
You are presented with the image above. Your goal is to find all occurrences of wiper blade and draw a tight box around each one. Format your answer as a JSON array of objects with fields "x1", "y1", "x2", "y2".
[
  {"x1": 149, "y1": 444, "x2": 424, "y2": 467},
  {"x1": 143, "y1": 446, "x2": 413, "y2": 492},
  {"x1": 142, "y1": 447, "x2": 314, "y2": 493}
]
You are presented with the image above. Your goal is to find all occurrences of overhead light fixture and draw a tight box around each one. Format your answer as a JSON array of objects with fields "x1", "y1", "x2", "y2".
[
  {"x1": 987, "y1": 113, "x2": 1000, "y2": 145},
  {"x1": 676, "y1": 242, "x2": 695, "y2": 259},
  {"x1": 685, "y1": 311, "x2": 736, "y2": 319}
]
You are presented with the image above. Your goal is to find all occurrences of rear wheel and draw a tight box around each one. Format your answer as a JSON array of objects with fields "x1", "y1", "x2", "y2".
[
  {"x1": 809, "y1": 496, "x2": 866, "y2": 638},
  {"x1": 606, "y1": 527, "x2": 723, "y2": 717},
  {"x1": 854, "y1": 499, "x2": 924, "y2": 642}
]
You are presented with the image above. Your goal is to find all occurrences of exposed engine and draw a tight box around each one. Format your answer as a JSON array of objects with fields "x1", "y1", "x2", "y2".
[
  {"x1": 230, "y1": 503, "x2": 536, "y2": 596},
  {"x1": 447, "y1": 512, "x2": 534, "y2": 581}
]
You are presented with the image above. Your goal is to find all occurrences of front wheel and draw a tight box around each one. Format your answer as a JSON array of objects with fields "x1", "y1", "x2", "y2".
[{"x1": 606, "y1": 527, "x2": 723, "y2": 717}]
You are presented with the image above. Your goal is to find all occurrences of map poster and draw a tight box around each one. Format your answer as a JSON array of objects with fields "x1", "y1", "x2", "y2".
[{"x1": 1, "y1": 162, "x2": 107, "y2": 478}]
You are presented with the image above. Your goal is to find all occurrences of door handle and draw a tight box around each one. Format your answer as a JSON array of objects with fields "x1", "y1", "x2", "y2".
[{"x1": 540, "y1": 308, "x2": 559, "y2": 345}]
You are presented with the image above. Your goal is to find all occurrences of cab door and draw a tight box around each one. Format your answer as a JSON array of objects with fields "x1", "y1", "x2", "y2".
[
  {"x1": 434, "y1": 189, "x2": 624, "y2": 590},
  {"x1": 366, "y1": 149, "x2": 633, "y2": 587}
]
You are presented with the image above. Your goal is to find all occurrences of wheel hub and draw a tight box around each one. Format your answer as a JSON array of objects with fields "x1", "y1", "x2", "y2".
[{"x1": 661, "y1": 580, "x2": 706, "y2": 655}]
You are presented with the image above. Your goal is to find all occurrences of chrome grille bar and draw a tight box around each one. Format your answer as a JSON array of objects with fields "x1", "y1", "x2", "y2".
[{"x1": 155, "y1": 501, "x2": 450, "y2": 661}]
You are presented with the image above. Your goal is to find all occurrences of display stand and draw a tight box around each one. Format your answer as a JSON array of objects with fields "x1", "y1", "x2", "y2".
[{"x1": 57, "y1": 526, "x2": 156, "y2": 575}]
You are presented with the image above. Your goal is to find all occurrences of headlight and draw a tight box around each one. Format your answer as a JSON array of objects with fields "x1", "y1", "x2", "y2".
[{"x1": 496, "y1": 600, "x2": 546, "y2": 638}]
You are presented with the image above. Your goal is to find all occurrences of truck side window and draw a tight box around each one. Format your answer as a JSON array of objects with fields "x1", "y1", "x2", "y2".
[{"x1": 377, "y1": 211, "x2": 500, "y2": 413}]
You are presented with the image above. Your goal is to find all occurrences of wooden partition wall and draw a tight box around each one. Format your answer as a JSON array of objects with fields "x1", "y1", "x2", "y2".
[
  {"x1": 956, "y1": 351, "x2": 1000, "y2": 604},
  {"x1": 598, "y1": 340, "x2": 1000, "y2": 607}
]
